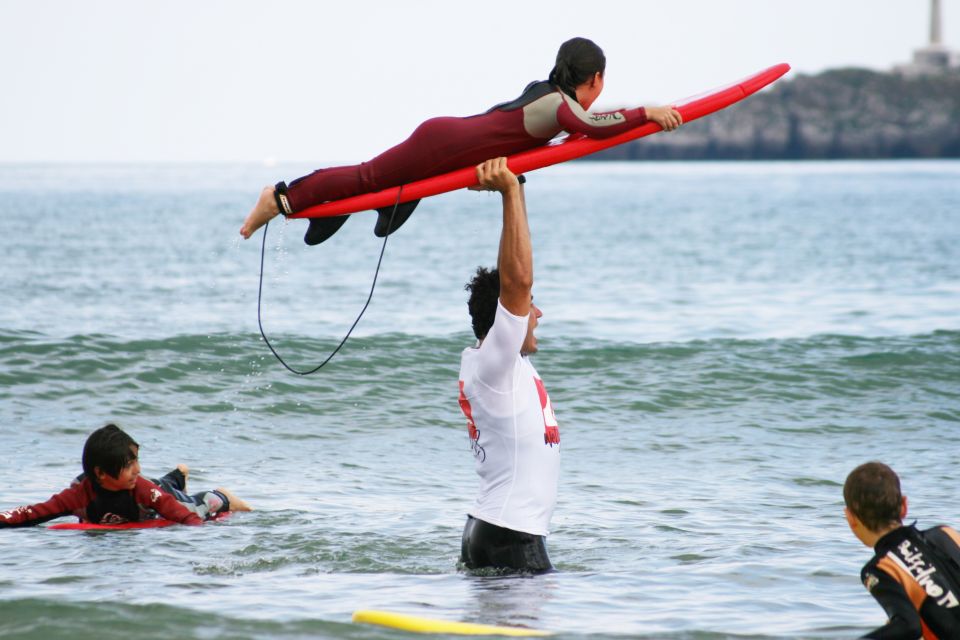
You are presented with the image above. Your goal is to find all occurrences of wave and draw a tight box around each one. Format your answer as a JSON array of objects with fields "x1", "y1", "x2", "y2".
[
  {"x1": 0, "y1": 598, "x2": 354, "y2": 640},
  {"x1": 2, "y1": 329, "x2": 956, "y2": 424}
]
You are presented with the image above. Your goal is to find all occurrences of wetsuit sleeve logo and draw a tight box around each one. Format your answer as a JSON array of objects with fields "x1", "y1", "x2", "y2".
[
  {"x1": 588, "y1": 112, "x2": 625, "y2": 123},
  {"x1": 534, "y1": 377, "x2": 560, "y2": 446},
  {"x1": 0, "y1": 507, "x2": 29, "y2": 521}
]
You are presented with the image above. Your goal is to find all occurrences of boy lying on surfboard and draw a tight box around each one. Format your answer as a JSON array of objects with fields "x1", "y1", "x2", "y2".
[{"x1": 0, "y1": 424, "x2": 251, "y2": 528}]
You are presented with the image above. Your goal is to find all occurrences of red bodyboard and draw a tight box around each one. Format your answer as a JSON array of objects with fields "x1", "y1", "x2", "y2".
[{"x1": 289, "y1": 63, "x2": 790, "y2": 220}]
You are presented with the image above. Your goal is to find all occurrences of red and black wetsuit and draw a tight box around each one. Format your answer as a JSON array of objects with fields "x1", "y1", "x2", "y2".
[
  {"x1": 0, "y1": 475, "x2": 203, "y2": 527},
  {"x1": 283, "y1": 81, "x2": 648, "y2": 243},
  {"x1": 859, "y1": 524, "x2": 960, "y2": 639}
]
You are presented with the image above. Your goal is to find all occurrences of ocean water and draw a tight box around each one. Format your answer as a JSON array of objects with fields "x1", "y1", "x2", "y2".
[{"x1": 0, "y1": 160, "x2": 958, "y2": 639}]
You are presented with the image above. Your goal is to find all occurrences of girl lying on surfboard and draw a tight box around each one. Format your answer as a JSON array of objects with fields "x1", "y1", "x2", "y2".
[{"x1": 239, "y1": 37, "x2": 682, "y2": 246}]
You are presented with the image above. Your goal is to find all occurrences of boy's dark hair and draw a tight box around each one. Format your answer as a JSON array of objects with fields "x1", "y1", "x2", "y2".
[
  {"x1": 465, "y1": 266, "x2": 500, "y2": 340},
  {"x1": 844, "y1": 461, "x2": 903, "y2": 532},
  {"x1": 82, "y1": 424, "x2": 139, "y2": 482}
]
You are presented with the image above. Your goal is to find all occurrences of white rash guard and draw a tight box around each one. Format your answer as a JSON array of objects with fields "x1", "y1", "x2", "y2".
[{"x1": 458, "y1": 300, "x2": 561, "y2": 536}]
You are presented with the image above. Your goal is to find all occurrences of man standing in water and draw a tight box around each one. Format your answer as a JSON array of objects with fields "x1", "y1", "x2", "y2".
[{"x1": 457, "y1": 157, "x2": 560, "y2": 573}]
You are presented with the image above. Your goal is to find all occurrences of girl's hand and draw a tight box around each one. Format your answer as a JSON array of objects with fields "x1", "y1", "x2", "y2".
[{"x1": 646, "y1": 106, "x2": 683, "y2": 131}]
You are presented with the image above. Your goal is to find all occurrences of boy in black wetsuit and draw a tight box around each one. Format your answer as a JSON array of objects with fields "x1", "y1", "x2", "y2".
[
  {"x1": 0, "y1": 424, "x2": 251, "y2": 528},
  {"x1": 844, "y1": 461, "x2": 960, "y2": 639}
]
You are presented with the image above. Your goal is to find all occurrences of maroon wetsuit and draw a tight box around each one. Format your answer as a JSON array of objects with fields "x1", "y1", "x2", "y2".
[
  {"x1": 0, "y1": 476, "x2": 203, "y2": 527},
  {"x1": 284, "y1": 80, "x2": 648, "y2": 214}
]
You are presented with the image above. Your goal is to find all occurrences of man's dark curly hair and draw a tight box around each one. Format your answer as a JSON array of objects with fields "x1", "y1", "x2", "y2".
[{"x1": 465, "y1": 266, "x2": 500, "y2": 339}]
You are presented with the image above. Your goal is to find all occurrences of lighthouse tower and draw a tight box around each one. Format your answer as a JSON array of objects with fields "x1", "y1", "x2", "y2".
[
  {"x1": 900, "y1": 0, "x2": 960, "y2": 73},
  {"x1": 932, "y1": 0, "x2": 944, "y2": 45}
]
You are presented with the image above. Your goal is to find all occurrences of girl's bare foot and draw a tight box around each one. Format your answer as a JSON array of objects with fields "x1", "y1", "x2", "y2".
[
  {"x1": 239, "y1": 186, "x2": 281, "y2": 239},
  {"x1": 217, "y1": 487, "x2": 253, "y2": 512}
]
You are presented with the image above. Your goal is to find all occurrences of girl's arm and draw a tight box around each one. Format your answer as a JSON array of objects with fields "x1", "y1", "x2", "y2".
[{"x1": 557, "y1": 93, "x2": 681, "y2": 138}]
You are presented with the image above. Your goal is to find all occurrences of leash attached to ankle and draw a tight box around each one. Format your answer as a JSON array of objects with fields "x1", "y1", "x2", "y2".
[{"x1": 273, "y1": 181, "x2": 293, "y2": 216}]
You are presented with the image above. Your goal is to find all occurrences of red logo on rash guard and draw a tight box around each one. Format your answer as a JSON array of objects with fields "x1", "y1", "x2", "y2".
[
  {"x1": 458, "y1": 380, "x2": 486, "y2": 462},
  {"x1": 534, "y1": 377, "x2": 560, "y2": 446},
  {"x1": 458, "y1": 380, "x2": 477, "y2": 440}
]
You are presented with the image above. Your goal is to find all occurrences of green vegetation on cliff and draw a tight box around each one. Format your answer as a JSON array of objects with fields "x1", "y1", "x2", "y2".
[{"x1": 592, "y1": 68, "x2": 960, "y2": 160}]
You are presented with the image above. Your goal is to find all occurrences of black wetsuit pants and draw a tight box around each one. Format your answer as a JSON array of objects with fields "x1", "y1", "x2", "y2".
[
  {"x1": 460, "y1": 516, "x2": 553, "y2": 574},
  {"x1": 153, "y1": 469, "x2": 229, "y2": 520}
]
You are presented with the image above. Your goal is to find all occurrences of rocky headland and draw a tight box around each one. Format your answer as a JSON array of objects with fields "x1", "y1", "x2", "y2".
[{"x1": 591, "y1": 68, "x2": 960, "y2": 160}]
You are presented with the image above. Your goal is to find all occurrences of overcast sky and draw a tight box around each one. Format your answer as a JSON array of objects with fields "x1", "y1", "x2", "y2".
[{"x1": 1, "y1": 0, "x2": 956, "y2": 163}]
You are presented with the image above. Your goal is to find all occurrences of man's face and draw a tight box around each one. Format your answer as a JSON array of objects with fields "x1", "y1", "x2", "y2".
[
  {"x1": 96, "y1": 446, "x2": 141, "y2": 491},
  {"x1": 521, "y1": 303, "x2": 543, "y2": 355}
]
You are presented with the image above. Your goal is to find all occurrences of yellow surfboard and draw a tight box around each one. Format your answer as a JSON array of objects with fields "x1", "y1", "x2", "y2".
[{"x1": 352, "y1": 610, "x2": 551, "y2": 636}]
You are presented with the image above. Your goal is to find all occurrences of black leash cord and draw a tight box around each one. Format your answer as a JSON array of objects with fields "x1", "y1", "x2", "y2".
[{"x1": 256, "y1": 187, "x2": 402, "y2": 375}]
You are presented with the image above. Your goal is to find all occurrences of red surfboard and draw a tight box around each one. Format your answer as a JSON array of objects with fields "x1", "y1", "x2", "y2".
[
  {"x1": 48, "y1": 512, "x2": 230, "y2": 530},
  {"x1": 288, "y1": 63, "x2": 790, "y2": 220},
  {"x1": 49, "y1": 519, "x2": 177, "y2": 531}
]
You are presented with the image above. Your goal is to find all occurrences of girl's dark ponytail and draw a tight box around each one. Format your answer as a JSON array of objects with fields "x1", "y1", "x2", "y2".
[
  {"x1": 548, "y1": 59, "x2": 572, "y2": 94},
  {"x1": 548, "y1": 37, "x2": 606, "y2": 98}
]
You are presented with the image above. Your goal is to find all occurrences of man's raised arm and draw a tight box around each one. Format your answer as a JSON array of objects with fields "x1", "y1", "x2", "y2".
[{"x1": 476, "y1": 157, "x2": 531, "y2": 318}]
